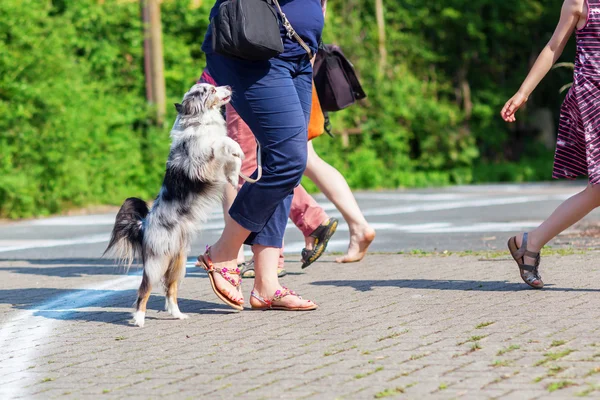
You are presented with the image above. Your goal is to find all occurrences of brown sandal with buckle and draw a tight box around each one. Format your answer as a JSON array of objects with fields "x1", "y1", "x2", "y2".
[
  {"x1": 196, "y1": 246, "x2": 244, "y2": 311},
  {"x1": 507, "y1": 232, "x2": 544, "y2": 289}
]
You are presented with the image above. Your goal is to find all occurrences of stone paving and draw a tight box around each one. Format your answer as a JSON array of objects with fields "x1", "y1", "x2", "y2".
[{"x1": 3, "y1": 252, "x2": 600, "y2": 399}]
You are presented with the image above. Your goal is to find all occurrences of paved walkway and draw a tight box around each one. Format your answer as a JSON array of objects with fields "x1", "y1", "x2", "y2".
[{"x1": 3, "y1": 252, "x2": 600, "y2": 399}]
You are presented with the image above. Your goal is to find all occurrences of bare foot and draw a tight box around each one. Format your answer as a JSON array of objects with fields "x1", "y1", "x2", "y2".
[
  {"x1": 250, "y1": 285, "x2": 317, "y2": 310},
  {"x1": 336, "y1": 225, "x2": 376, "y2": 263},
  {"x1": 196, "y1": 250, "x2": 244, "y2": 305}
]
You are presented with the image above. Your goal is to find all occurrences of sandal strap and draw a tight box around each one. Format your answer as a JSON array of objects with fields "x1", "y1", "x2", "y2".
[
  {"x1": 251, "y1": 287, "x2": 303, "y2": 308},
  {"x1": 521, "y1": 233, "x2": 540, "y2": 258},
  {"x1": 198, "y1": 247, "x2": 241, "y2": 287},
  {"x1": 273, "y1": 288, "x2": 295, "y2": 302},
  {"x1": 251, "y1": 290, "x2": 271, "y2": 307},
  {"x1": 513, "y1": 233, "x2": 540, "y2": 259},
  {"x1": 519, "y1": 263, "x2": 537, "y2": 273}
]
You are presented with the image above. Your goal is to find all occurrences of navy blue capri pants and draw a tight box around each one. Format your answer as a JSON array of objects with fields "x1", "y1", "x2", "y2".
[{"x1": 206, "y1": 53, "x2": 313, "y2": 248}]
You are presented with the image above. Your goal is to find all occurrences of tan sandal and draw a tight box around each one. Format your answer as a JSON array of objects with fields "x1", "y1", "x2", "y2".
[
  {"x1": 196, "y1": 247, "x2": 244, "y2": 311},
  {"x1": 250, "y1": 287, "x2": 318, "y2": 311},
  {"x1": 507, "y1": 233, "x2": 544, "y2": 289}
]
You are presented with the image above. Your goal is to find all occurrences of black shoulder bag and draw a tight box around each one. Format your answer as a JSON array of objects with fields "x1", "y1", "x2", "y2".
[
  {"x1": 212, "y1": 0, "x2": 312, "y2": 61},
  {"x1": 313, "y1": 43, "x2": 366, "y2": 112}
]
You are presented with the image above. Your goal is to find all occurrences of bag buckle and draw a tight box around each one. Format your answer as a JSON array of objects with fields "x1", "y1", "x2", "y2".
[{"x1": 280, "y1": 13, "x2": 295, "y2": 39}]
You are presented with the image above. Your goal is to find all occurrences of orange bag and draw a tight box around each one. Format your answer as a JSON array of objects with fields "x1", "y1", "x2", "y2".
[{"x1": 308, "y1": 81, "x2": 325, "y2": 140}]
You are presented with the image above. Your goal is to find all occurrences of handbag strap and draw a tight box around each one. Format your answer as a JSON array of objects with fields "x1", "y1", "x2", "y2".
[
  {"x1": 238, "y1": 141, "x2": 263, "y2": 184},
  {"x1": 272, "y1": 0, "x2": 313, "y2": 59}
]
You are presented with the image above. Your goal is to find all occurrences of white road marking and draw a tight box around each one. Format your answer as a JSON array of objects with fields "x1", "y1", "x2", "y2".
[
  {"x1": 0, "y1": 234, "x2": 109, "y2": 253},
  {"x1": 0, "y1": 273, "x2": 141, "y2": 398},
  {"x1": 333, "y1": 221, "x2": 543, "y2": 233},
  {"x1": 357, "y1": 195, "x2": 572, "y2": 217},
  {"x1": 352, "y1": 193, "x2": 478, "y2": 201}
]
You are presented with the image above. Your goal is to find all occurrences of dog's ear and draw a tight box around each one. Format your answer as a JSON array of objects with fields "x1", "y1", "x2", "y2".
[{"x1": 174, "y1": 103, "x2": 183, "y2": 114}]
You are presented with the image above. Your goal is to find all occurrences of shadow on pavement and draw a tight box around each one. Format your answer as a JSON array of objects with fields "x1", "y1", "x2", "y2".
[
  {"x1": 0, "y1": 288, "x2": 233, "y2": 326},
  {"x1": 310, "y1": 279, "x2": 600, "y2": 292}
]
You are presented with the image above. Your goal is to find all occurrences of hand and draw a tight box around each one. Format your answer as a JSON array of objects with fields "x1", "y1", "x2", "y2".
[{"x1": 501, "y1": 92, "x2": 528, "y2": 122}]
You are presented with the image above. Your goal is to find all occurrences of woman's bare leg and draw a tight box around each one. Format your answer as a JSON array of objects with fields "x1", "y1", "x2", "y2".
[
  {"x1": 304, "y1": 141, "x2": 375, "y2": 263},
  {"x1": 222, "y1": 184, "x2": 246, "y2": 265},
  {"x1": 516, "y1": 184, "x2": 600, "y2": 265}
]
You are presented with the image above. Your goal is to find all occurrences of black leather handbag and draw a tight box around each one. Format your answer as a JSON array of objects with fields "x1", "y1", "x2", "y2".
[
  {"x1": 212, "y1": 0, "x2": 312, "y2": 61},
  {"x1": 313, "y1": 44, "x2": 366, "y2": 112}
]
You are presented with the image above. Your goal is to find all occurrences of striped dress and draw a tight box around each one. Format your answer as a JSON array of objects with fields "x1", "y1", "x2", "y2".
[{"x1": 553, "y1": 0, "x2": 600, "y2": 183}]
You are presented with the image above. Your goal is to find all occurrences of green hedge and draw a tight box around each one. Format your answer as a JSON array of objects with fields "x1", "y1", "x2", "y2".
[{"x1": 0, "y1": 0, "x2": 567, "y2": 218}]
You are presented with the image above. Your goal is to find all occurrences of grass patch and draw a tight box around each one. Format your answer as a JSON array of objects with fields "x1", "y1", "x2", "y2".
[
  {"x1": 102, "y1": 389, "x2": 110, "y2": 394},
  {"x1": 492, "y1": 360, "x2": 512, "y2": 368},
  {"x1": 470, "y1": 342, "x2": 482, "y2": 352},
  {"x1": 547, "y1": 365, "x2": 565, "y2": 376},
  {"x1": 534, "y1": 349, "x2": 575, "y2": 366},
  {"x1": 577, "y1": 384, "x2": 600, "y2": 397},
  {"x1": 355, "y1": 367, "x2": 384, "y2": 379},
  {"x1": 41, "y1": 378, "x2": 54, "y2": 383},
  {"x1": 377, "y1": 330, "x2": 409, "y2": 342},
  {"x1": 115, "y1": 336, "x2": 127, "y2": 341},
  {"x1": 497, "y1": 344, "x2": 520, "y2": 356},
  {"x1": 439, "y1": 383, "x2": 448, "y2": 390},
  {"x1": 409, "y1": 353, "x2": 428, "y2": 361},
  {"x1": 135, "y1": 369, "x2": 151, "y2": 374},
  {"x1": 585, "y1": 367, "x2": 600, "y2": 377},
  {"x1": 458, "y1": 335, "x2": 488, "y2": 345},
  {"x1": 374, "y1": 387, "x2": 405, "y2": 398},
  {"x1": 396, "y1": 247, "x2": 587, "y2": 259},
  {"x1": 324, "y1": 348, "x2": 350, "y2": 357},
  {"x1": 551, "y1": 340, "x2": 566, "y2": 347},
  {"x1": 547, "y1": 380, "x2": 576, "y2": 392},
  {"x1": 476, "y1": 321, "x2": 495, "y2": 329}
]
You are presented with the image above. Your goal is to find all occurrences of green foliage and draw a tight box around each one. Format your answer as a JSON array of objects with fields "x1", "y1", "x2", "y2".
[
  {"x1": 0, "y1": 0, "x2": 570, "y2": 218},
  {"x1": 0, "y1": 0, "x2": 210, "y2": 218}
]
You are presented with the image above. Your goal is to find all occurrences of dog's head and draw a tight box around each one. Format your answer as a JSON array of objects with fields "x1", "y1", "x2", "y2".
[{"x1": 175, "y1": 83, "x2": 232, "y2": 116}]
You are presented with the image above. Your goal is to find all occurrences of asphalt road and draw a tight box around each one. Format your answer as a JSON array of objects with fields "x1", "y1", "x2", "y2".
[
  {"x1": 3, "y1": 182, "x2": 600, "y2": 399},
  {"x1": 1, "y1": 182, "x2": 598, "y2": 262}
]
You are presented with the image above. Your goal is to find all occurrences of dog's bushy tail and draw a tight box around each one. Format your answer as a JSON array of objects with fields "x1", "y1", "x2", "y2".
[{"x1": 103, "y1": 198, "x2": 149, "y2": 269}]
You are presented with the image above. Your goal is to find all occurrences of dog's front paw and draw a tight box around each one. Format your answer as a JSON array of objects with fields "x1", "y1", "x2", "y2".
[
  {"x1": 225, "y1": 140, "x2": 245, "y2": 160},
  {"x1": 227, "y1": 173, "x2": 239, "y2": 188},
  {"x1": 132, "y1": 311, "x2": 146, "y2": 327}
]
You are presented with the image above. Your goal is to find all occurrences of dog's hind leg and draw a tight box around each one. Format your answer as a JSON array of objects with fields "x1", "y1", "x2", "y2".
[
  {"x1": 133, "y1": 271, "x2": 152, "y2": 327},
  {"x1": 165, "y1": 250, "x2": 189, "y2": 320}
]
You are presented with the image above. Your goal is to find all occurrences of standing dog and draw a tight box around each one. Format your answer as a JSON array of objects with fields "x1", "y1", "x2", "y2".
[{"x1": 104, "y1": 83, "x2": 244, "y2": 327}]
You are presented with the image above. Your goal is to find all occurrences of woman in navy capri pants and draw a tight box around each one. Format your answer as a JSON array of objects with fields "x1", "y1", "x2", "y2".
[{"x1": 196, "y1": 0, "x2": 325, "y2": 311}]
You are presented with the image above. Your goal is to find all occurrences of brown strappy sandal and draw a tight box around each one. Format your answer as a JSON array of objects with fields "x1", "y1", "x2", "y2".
[
  {"x1": 196, "y1": 246, "x2": 244, "y2": 311},
  {"x1": 507, "y1": 232, "x2": 544, "y2": 289}
]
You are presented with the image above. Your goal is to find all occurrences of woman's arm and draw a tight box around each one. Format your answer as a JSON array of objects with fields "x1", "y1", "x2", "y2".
[
  {"x1": 501, "y1": 0, "x2": 584, "y2": 122},
  {"x1": 321, "y1": 0, "x2": 327, "y2": 17}
]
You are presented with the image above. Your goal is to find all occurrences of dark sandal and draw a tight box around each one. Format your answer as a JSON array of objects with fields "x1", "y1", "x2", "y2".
[
  {"x1": 196, "y1": 247, "x2": 244, "y2": 311},
  {"x1": 240, "y1": 260, "x2": 287, "y2": 278},
  {"x1": 301, "y1": 218, "x2": 339, "y2": 269},
  {"x1": 250, "y1": 287, "x2": 318, "y2": 311},
  {"x1": 507, "y1": 233, "x2": 544, "y2": 289}
]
